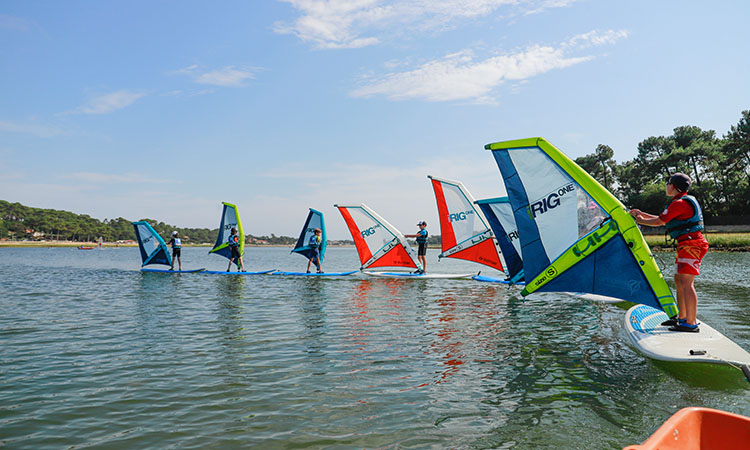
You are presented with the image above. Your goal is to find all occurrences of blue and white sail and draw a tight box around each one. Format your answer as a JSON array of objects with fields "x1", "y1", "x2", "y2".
[
  {"x1": 209, "y1": 202, "x2": 245, "y2": 267},
  {"x1": 291, "y1": 208, "x2": 327, "y2": 261},
  {"x1": 486, "y1": 137, "x2": 678, "y2": 316},
  {"x1": 132, "y1": 221, "x2": 172, "y2": 267},
  {"x1": 474, "y1": 197, "x2": 524, "y2": 283}
]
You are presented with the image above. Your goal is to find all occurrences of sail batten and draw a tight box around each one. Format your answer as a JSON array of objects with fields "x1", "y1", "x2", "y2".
[
  {"x1": 428, "y1": 175, "x2": 505, "y2": 272},
  {"x1": 486, "y1": 138, "x2": 677, "y2": 316},
  {"x1": 335, "y1": 203, "x2": 421, "y2": 270}
]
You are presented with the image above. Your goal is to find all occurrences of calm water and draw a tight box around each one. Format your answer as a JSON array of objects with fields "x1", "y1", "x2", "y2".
[{"x1": 1, "y1": 247, "x2": 749, "y2": 449}]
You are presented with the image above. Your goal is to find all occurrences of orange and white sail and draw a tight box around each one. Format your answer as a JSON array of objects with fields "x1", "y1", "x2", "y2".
[
  {"x1": 428, "y1": 175, "x2": 505, "y2": 272},
  {"x1": 335, "y1": 203, "x2": 421, "y2": 271}
]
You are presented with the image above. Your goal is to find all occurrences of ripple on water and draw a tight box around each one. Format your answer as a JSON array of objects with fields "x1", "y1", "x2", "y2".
[{"x1": 1, "y1": 248, "x2": 749, "y2": 449}]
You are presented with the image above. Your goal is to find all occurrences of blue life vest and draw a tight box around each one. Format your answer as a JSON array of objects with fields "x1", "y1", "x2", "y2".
[
  {"x1": 664, "y1": 195, "x2": 704, "y2": 239},
  {"x1": 416, "y1": 229, "x2": 428, "y2": 244},
  {"x1": 172, "y1": 238, "x2": 181, "y2": 248},
  {"x1": 308, "y1": 235, "x2": 321, "y2": 249},
  {"x1": 228, "y1": 235, "x2": 239, "y2": 247}
]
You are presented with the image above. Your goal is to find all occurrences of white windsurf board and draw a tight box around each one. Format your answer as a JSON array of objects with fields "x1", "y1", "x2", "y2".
[
  {"x1": 363, "y1": 271, "x2": 476, "y2": 279},
  {"x1": 624, "y1": 304, "x2": 750, "y2": 368}
]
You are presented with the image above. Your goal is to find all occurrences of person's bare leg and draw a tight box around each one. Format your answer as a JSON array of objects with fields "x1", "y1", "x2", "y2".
[
  {"x1": 676, "y1": 273, "x2": 698, "y2": 325},
  {"x1": 674, "y1": 273, "x2": 687, "y2": 320}
]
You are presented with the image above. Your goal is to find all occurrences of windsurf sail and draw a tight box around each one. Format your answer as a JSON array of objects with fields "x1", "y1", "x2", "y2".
[
  {"x1": 132, "y1": 221, "x2": 172, "y2": 267},
  {"x1": 335, "y1": 203, "x2": 421, "y2": 271},
  {"x1": 209, "y1": 202, "x2": 244, "y2": 267},
  {"x1": 486, "y1": 137, "x2": 678, "y2": 317},
  {"x1": 291, "y1": 208, "x2": 327, "y2": 261},
  {"x1": 475, "y1": 197, "x2": 524, "y2": 282},
  {"x1": 428, "y1": 175, "x2": 505, "y2": 272}
]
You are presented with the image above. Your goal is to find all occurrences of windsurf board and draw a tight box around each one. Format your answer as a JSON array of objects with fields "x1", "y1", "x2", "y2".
[
  {"x1": 363, "y1": 271, "x2": 476, "y2": 279},
  {"x1": 202, "y1": 269, "x2": 276, "y2": 275},
  {"x1": 624, "y1": 304, "x2": 750, "y2": 370},
  {"x1": 141, "y1": 268, "x2": 205, "y2": 273},
  {"x1": 271, "y1": 270, "x2": 357, "y2": 277}
]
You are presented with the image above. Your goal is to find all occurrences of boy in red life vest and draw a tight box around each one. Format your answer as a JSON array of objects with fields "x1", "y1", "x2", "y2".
[{"x1": 629, "y1": 173, "x2": 709, "y2": 332}]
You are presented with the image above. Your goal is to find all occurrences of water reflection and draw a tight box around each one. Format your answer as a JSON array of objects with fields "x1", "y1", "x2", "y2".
[
  {"x1": 214, "y1": 274, "x2": 246, "y2": 299},
  {"x1": 291, "y1": 278, "x2": 328, "y2": 355}
]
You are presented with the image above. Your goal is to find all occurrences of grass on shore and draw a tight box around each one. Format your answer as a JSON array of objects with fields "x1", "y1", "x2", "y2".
[{"x1": 643, "y1": 232, "x2": 750, "y2": 250}]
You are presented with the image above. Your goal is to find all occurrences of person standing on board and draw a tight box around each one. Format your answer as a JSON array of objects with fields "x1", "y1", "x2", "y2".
[
  {"x1": 405, "y1": 221, "x2": 429, "y2": 274},
  {"x1": 629, "y1": 173, "x2": 708, "y2": 332},
  {"x1": 306, "y1": 228, "x2": 324, "y2": 273},
  {"x1": 227, "y1": 227, "x2": 245, "y2": 272},
  {"x1": 168, "y1": 231, "x2": 182, "y2": 271}
]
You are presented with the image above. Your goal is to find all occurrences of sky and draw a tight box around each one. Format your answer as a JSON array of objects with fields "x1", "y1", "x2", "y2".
[{"x1": 1, "y1": 1, "x2": 749, "y2": 239}]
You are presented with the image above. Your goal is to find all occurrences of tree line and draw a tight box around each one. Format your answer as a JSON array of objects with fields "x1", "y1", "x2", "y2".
[
  {"x1": 0, "y1": 200, "x2": 305, "y2": 244},
  {"x1": 575, "y1": 110, "x2": 750, "y2": 223}
]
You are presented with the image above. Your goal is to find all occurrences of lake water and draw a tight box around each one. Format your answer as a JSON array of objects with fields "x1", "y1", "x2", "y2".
[{"x1": 1, "y1": 247, "x2": 749, "y2": 449}]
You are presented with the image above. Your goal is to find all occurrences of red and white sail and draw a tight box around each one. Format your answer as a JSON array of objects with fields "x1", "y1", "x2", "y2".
[
  {"x1": 335, "y1": 203, "x2": 421, "y2": 271},
  {"x1": 428, "y1": 175, "x2": 505, "y2": 272}
]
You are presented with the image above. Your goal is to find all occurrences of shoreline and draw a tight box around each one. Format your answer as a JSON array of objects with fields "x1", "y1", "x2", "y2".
[
  {"x1": 2, "y1": 237, "x2": 749, "y2": 252},
  {"x1": 0, "y1": 241, "x2": 359, "y2": 249}
]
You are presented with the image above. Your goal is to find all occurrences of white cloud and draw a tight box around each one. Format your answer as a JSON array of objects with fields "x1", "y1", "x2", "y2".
[
  {"x1": 0, "y1": 14, "x2": 31, "y2": 32},
  {"x1": 60, "y1": 171, "x2": 178, "y2": 185},
  {"x1": 195, "y1": 66, "x2": 257, "y2": 87},
  {"x1": 174, "y1": 65, "x2": 258, "y2": 87},
  {"x1": 0, "y1": 120, "x2": 64, "y2": 137},
  {"x1": 275, "y1": 0, "x2": 576, "y2": 49},
  {"x1": 523, "y1": 0, "x2": 578, "y2": 16},
  {"x1": 564, "y1": 29, "x2": 630, "y2": 48},
  {"x1": 350, "y1": 29, "x2": 628, "y2": 103},
  {"x1": 69, "y1": 90, "x2": 145, "y2": 115},
  {"x1": 162, "y1": 88, "x2": 216, "y2": 98}
]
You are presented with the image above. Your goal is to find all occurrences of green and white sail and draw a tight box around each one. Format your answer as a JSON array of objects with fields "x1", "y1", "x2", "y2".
[{"x1": 209, "y1": 202, "x2": 244, "y2": 267}]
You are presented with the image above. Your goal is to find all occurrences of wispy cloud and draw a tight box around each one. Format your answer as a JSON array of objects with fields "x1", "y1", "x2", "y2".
[
  {"x1": 67, "y1": 90, "x2": 146, "y2": 115},
  {"x1": 0, "y1": 120, "x2": 64, "y2": 137},
  {"x1": 0, "y1": 14, "x2": 32, "y2": 32},
  {"x1": 523, "y1": 0, "x2": 578, "y2": 16},
  {"x1": 350, "y1": 29, "x2": 628, "y2": 103},
  {"x1": 254, "y1": 156, "x2": 507, "y2": 237},
  {"x1": 60, "y1": 171, "x2": 178, "y2": 185},
  {"x1": 275, "y1": 0, "x2": 577, "y2": 49},
  {"x1": 174, "y1": 65, "x2": 258, "y2": 87}
]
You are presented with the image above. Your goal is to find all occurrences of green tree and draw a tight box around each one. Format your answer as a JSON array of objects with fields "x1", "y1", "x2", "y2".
[{"x1": 575, "y1": 144, "x2": 617, "y2": 191}]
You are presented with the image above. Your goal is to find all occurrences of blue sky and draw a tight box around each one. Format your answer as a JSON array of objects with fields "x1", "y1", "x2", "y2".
[{"x1": 2, "y1": 1, "x2": 749, "y2": 239}]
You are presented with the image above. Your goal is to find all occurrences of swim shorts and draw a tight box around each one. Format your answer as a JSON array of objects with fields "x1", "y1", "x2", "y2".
[
  {"x1": 230, "y1": 246, "x2": 241, "y2": 259},
  {"x1": 172, "y1": 248, "x2": 181, "y2": 257},
  {"x1": 675, "y1": 238, "x2": 709, "y2": 276},
  {"x1": 417, "y1": 243, "x2": 427, "y2": 256}
]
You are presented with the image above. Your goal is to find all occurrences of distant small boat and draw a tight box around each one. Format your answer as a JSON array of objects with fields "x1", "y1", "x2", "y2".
[
  {"x1": 77, "y1": 246, "x2": 95, "y2": 250},
  {"x1": 623, "y1": 407, "x2": 750, "y2": 449}
]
